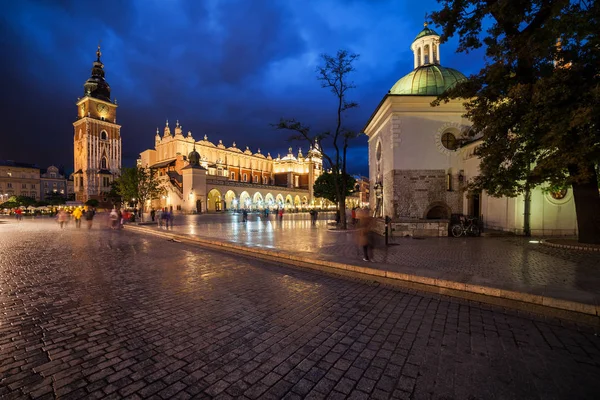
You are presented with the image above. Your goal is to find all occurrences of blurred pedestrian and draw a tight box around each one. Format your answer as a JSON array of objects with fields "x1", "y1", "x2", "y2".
[
  {"x1": 242, "y1": 209, "x2": 248, "y2": 223},
  {"x1": 157, "y1": 208, "x2": 163, "y2": 228},
  {"x1": 161, "y1": 208, "x2": 169, "y2": 229},
  {"x1": 15, "y1": 208, "x2": 23, "y2": 221},
  {"x1": 168, "y1": 208, "x2": 174, "y2": 229},
  {"x1": 57, "y1": 209, "x2": 68, "y2": 229},
  {"x1": 109, "y1": 208, "x2": 119, "y2": 229},
  {"x1": 72, "y1": 206, "x2": 82, "y2": 228},
  {"x1": 84, "y1": 206, "x2": 95, "y2": 229},
  {"x1": 150, "y1": 208, "x2": 156, "y2": 222},
  {"x1": 278, "y1": 208, "x2": 284, "y2": 221},
  {"x1": 356, "y1": 209, "x2": 374, "y2": 261}
]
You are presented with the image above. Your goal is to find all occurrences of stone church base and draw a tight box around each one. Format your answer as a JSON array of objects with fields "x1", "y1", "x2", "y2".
[{"x1": 373, "y1": 218, "x2": 449, "y2": 237}]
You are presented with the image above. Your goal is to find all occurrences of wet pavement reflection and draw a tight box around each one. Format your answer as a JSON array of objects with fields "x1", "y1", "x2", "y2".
[{"x1": 159, "y1": 213, "x2": 600, "y2": 303}]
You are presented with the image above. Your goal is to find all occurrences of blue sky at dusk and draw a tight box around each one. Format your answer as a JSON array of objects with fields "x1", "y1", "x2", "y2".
[{"x1": 0, "y1": 0, "x2": 485, "y2": 175}]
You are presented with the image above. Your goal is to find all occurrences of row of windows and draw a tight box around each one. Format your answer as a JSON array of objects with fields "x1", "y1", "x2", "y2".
[
  {"x1": 43, "y1": 182, "x2": 64, "y2": 188},
  {"x1": 0, "y1": 183, "x2": 38, "y2": 189},
  {"x1": 1, "y1": 172, "x2": 38, "y2": 179},
  {"x1": 1, "y1": 192, "x2": 38, "y2": 199},
  {"x1": 229, "y1": 172, "x2": 270, "y2": 184}
]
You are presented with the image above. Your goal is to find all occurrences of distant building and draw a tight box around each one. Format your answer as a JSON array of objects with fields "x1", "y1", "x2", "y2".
[
  {"x1": 139, "y1": 121, "x2": 324, "y2": 213},
  {"x1": 40, "y1": 165, "x2": 67, "y2": 201},
  {"x1": 0, "y1": 160, "x2": 40, "y2": 202},
  {"x1": 346, "y1": 176, "x2": 370, "y2": 209},
  {"x1": 72, "y1": 46, "x2": 121, "y2": 203}
]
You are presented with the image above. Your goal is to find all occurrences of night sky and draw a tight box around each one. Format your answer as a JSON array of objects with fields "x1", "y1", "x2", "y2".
[{"x1": 0, "y1": 0, "x2": 485, "y2": 176}]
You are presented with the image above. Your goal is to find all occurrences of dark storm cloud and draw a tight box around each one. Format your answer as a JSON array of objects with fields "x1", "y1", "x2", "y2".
[{"x1": 0, "y1": 0, "x2": 483, "y2": 175}]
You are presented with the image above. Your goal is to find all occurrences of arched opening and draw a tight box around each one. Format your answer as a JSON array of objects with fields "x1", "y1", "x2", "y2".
[
  {"x1": 285, "y1": 194, "x2": 293, "y2": 208},
  {"x1": 424, "y1": 202, "x2": 450, "y2": 220},
  {"x1": 224, "y1": 190, "x2": 237, "y2": 210},
  {"x1": 240, "y1": 191, "x2": 251, "y2": 209},
  {"x1": 100, "y1": 157, "x2": 107, "y2": 169},
  {"x1": 302, "y1": 196, "x2": 308, "y2": 206},
  {"x1": 276, "y1": 194, "x2": 284, "y2": 208},
  {"x1": 265, "y1": 193, "x2": 275, "y2": 209},
  {"x1": 100, "y1": 130, "x2": 108, "y2": 140},
  {"x1": 253, "y1": 192, "x2": 264, "y2": 209},
  {"x1": 424, "y1": 44, "x2": 430, "y2": 64},
  {"x1": 207, "y1": 189, "x2": 222, "y2": 211},
  {"x1": 433, "y1": 44, "x2": 438, "y2": 63},
  {"x1": 294, "y1": 195, "x2": 301, "y2": 207},
  {"x1": 417, "y1": 47, "x2": 422, "y2": 66}
]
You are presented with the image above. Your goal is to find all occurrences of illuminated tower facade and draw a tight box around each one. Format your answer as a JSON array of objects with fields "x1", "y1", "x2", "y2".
[{"x1": 72, "y1": 46, "x2": 121, "y2": 202}]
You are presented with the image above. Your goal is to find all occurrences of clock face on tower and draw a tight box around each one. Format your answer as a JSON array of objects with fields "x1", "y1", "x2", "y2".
[{"x1": 96, "y1": 103, "x2": 108, "y2": 113}]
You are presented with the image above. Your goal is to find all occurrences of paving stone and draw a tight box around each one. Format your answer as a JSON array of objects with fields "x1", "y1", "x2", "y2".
[{"x1": 0, "y1": 219, "x2": 598, "y2": 400}]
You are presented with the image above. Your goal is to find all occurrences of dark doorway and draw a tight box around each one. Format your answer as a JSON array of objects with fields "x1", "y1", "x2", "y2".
[
  {"x1": 426, "y1": 206, "x2": 449, "y2": 219},
  {"x1": 196, "y1": 199, "x2": 202, "y2": 213},
  {"x1": 470, "y1": 192, "x2": 481, "y2": 217}
]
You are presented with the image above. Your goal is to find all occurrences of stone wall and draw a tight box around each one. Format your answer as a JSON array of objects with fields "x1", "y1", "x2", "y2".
[
  {"x1": 371, "y1": 217, "x2": 449, "y2": 237},
  {"x1": 385, "y1": 169, "x2": 463, "y2": 219},
  {"x1": 391, "y1": 220, "x2": 449, "y2": 237}
]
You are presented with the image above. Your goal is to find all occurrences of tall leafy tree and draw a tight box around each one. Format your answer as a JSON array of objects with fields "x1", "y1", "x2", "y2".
[
  {"x1": 276, "y1": 50, "x2": 359, "y2": 229},
  {"x1": 313, "y1": 172, "x2": 356, "y2": 204},
  {"x1": 114, "y1": 167, "x2": 164, "y2": 220},
  {"x1": 430, "y1": 0, "x2": 600, "y2": 243}
]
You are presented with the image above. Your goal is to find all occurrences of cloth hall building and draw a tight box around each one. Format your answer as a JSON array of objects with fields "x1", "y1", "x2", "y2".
[
  {"x1": 139, "y1": 122, "x2": 323, "y2": 213},
  {"x1": 364, "y1": 24, "x2": 577, "y2": 236}
]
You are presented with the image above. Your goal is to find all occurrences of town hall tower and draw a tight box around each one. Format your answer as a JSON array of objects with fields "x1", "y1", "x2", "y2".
[{"x1": 72, "y1": 46, "x2": 121, "y2": 202}]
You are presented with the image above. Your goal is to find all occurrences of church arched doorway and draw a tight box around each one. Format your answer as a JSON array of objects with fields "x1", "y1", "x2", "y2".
[{"x1": 424, "y1": 202, "x2": 450, "y2": 219}]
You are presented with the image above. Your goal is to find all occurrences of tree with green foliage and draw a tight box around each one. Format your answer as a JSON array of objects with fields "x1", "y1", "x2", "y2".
[
  {"x1": 313, "y1": 172, "x2": 356, "y2": 204},
  {"x1": 85, "y1": 199, "x2": 99, "y2": 208},
  {"x1": 3, "y1": 195, "x2": 37, "y2": 208},
  {"x1": 275, "y1": 50, "x2": 360, "y2": 229},
  {"x1": 0, "y1": 201, "x2": 18, "y2": 209},
  {"x1": 114, "y1": 167, "x2": 164, "y2": 220},
  {"x1": 430, "y1": 0, "x2": 600, "y2": 243},
  {"x1": 44, "y1": 192, "x2": 66, "y2": 206}
]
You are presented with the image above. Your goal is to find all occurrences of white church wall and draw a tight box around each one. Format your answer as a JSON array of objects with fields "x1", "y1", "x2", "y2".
[{"x1": 391, "y1": 115, "x2": 464, "y2": 171}]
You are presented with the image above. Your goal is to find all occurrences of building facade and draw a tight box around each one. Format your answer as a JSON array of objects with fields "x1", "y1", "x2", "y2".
[
  {"x1": 40, "y1": 165, "x2": 68, "y2": 201},
  {"x1": 0, "y1": 161, "x2": 41, "y2": 202},
  {"x1": 364, "y1": 24, "x2": 577, "y2": 236},
  {"x1": 139, "y1": 121, "x2": 323, "y2": 213},
  {"x1": 72, "y1": 46, "x2": 121, "y2": 203}
]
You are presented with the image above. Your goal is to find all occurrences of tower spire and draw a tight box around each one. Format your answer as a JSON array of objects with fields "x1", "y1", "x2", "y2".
[{"x1": 96, "y1": 43, "x2": 102, "y2": 62}]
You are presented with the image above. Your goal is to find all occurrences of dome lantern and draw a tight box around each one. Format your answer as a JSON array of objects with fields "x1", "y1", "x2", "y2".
[
  {"x1": 411, "y1": 22, "x2": 441, "y2": 69},
  {"x1": 388, "y1": 23, "x2": 466, "y2": 96}
]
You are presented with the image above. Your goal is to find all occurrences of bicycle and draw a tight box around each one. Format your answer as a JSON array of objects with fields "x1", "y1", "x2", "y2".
[{"x1": 450, "y1": 215, "x2": 481, "y2": 237}]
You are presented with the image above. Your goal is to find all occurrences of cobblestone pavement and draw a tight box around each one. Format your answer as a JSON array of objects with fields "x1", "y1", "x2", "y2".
[
  {"x1": 1, "y1": 219, "x2": 600, "y2": 399},
  {"x1": 156, "y1": 213, "x2": 600, "y2": 304}
]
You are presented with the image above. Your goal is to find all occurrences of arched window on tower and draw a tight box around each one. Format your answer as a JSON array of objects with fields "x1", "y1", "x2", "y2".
[
  {"x1": 424, "y1": 45, "x2": 430, "y2": 64},
  {"x1": 100, "y1": 130, "x2": 108, "y2": 140},
  {"x1": 101, "y1": 157, "x2": 107, "y2": 169},
  {"x1": 433, "y1": 44, "x2": 438, "y2": 64},
  {"x1": 417, "y1": 48, "x2": 422, "y2": 67}
]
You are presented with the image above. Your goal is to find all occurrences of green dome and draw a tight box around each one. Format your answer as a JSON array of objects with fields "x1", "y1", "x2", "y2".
[
  {"x1": 389, "y1": 64, "x2": 466, "y2": 96},
  {"x1": 414, "y1": 25, "x2": 439, "y2": 41}
]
